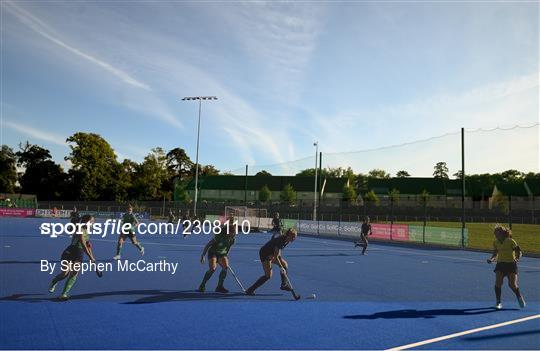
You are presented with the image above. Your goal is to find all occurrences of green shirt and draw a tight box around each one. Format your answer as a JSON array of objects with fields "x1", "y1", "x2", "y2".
[
  {"x1": 210, "y1": 232, "x2": 236, "y2": 255},
  {"x1": 71, "y1": 228, "x2": 90, "y2": 250},
  {"x1": 122, "y1": 213, "x2": 138, "y2": 232}
]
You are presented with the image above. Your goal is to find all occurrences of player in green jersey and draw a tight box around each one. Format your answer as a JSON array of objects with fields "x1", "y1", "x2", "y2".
[
  {"x1": 48, "y1": 215, "x2": 98, "y2": 300},
  {"x1": 113, "y1": 205, "x2": 144, "y2": 260},
  {"x1": 197, "y1": 216, "x2": 237, "y2": 293}
]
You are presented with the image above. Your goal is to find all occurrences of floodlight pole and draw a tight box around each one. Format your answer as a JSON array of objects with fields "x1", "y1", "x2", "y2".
[
  {"x1": 313, "y1": 142, "x2": 318, "y2": 221},
  {"x1": 181, "y1": 96, "x2": 217, "y2": 218},
  {"x1": 461, "y1": 127, "x2": 465, "y2": 248}
]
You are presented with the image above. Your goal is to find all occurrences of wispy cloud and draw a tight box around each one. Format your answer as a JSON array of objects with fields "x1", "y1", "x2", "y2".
[
  {"x1": 2, "y1": 119, "x2": 67, "y2": 147},
  {"x1": 3, "y1": 1, "x2": 184, "y2": 129},
  {"x1": 3, "y1": 1, "x2": 150, "y2": 91},
  {"x1": 213, "y1": 2, "x2": 324, "y2": 103}
]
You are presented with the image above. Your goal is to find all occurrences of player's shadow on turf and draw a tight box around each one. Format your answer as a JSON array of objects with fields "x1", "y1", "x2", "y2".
[
  {"x1": 124, "y1": 290, "x2": 283, "y2": 304},
  {"x1": 0, "y1": 290, "x2": 172, "y2": 302},
  {"x1": 0, "y1": 290, "x2": 283, "y2": 303},
  {"x1": 287, "y1": 253, "x2": 355, "y2": 257},
  {"x1": 343, "y1": 307, "x2": 518, "y2": 320}
]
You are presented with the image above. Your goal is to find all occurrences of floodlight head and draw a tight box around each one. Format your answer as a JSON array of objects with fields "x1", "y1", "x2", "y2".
[{"x1": 182, "y1": 96, "x2": 218, "y2": 101}]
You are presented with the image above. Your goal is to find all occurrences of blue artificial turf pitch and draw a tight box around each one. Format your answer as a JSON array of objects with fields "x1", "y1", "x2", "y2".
[{"x1": 1, "y1": 218, "x2": 539, "y2": 350}]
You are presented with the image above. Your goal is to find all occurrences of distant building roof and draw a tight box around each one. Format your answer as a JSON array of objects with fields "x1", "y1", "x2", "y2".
[
  {"x1": 365, "y1": 177, "x2": 463, "y2": 196},
  {"x1": 493, "y1": 182, "x2": 528, "y2": 196},
  {"x1": 186, "y1": 175, "x2": 348, "y2": 193},
  {"x1": 525, "y1": 178, "x2": 540, "y2": 196}
]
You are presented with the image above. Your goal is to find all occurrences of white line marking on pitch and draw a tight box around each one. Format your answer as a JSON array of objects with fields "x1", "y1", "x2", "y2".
[
  {"x1": 374, "y1": 247, "x2": 540, "y2": 270},
  {"x1": 87, "y1": 238, "x2": 540, "y2": 269},
  {"x1": 91, "y1": 238, "x2": 357, "y2": 252},
  {"x1": 385, "y1": 314, "x2": 540, "y2": 351},
  {"x1": 346, "y1": 261, "x2": 355, "y2": 264},
  {"x1": 4, "y1": 245, "x2": 10, "y2": 248},
  {"x1": 301, "y1": 238, "x2": 540, "y2": 270}
]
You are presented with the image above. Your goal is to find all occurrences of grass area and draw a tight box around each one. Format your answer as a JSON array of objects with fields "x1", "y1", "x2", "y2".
[{"x1": 386, "y1": 221, "x2": 540, "y2": 254}]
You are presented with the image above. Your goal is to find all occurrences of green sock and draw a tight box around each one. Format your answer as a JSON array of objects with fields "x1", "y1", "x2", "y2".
[
  {"x1": 218, "y1": 269, "x2": 228, "y2": 287},
  {"x1": 200, "y1": 270, "x2": 214, "y2": 288},
  {"x1": 116, "y1": 243, "x2": 123, "y2": 255},
  {"x1": 135, "y1": 243, "x2": 143, "y2": 251},
  {"x1": 51, "y1": 272, "x2": 67, "y2": 286},
  {"x1": 61, "y1": 274, "x2": 78, "y2": 296}
]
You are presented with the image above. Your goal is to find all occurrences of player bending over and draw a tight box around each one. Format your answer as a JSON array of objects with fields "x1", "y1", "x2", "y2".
[
  {"x1": 245, "y1": 228, "x2": 297, "y2": 295},
  {"x1": 48, "y1": 215, "x2": 98, "y2": 300},
  {"x1": 197, "y1": 216, "x2": 237, "y2": 293},
  {"x1": 113, "y1": 205, "x2": 144, "y2": 260},
  {"x1": 354, "y1": 216, "x2": 371, "y2": 255},
  {"x1": 487, "y1": 225, "x2": 526, "y2": 309}
]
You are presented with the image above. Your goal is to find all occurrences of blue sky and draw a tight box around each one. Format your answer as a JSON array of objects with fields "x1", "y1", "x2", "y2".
[{"x1": 1, "y1": 1, "x2": 538, "y2": 176}]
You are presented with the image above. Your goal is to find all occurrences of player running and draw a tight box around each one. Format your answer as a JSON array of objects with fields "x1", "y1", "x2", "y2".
[
  {"x1": 48, "y1": 215, "x2": 98, "y2": 300},
  {"x1": 487, "y1": 225, "x2": 526, "y2": 309},
  {"x1": 354, "y1": 216, "x2": 372, "y2": 255},
  {"x1": 113, "y1": 205, "x2": 144, "y2": 260},
  {"x1": 197, "y1": 216, "x2": 237, "y2": 293},
  {"x1": 245, "y1": 228, "x2": 297, "y2": 295},
  {"x1": 271, "y1": 212, "x2": 283, "y2": 238}
]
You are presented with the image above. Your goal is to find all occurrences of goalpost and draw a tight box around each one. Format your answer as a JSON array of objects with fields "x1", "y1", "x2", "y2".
[{"x1": 224, "y1": 206, "x2": 269, "y2": 231}]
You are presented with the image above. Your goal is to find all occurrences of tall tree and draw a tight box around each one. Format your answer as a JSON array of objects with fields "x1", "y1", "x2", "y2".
[
  {"x1": 199, "y1": 164, "x2": 220, "y2": 176},
  {"x1": 500, "y1": 169, "x2": 524, "y2": 183},
  {"x1": 259, "y1": 185, "x2": 271, "y2": 202},
  {"x1": 342, "y1": 183, "x2": 357, "y2": 203},
  {"x1": 255, "y1": 170, "x2": 272, "y2": 176},
  {"x1": 166, "y1": 148, "x2": 194, "y2": 181},
  {"x1": 296, "y1": 168, "x2": 317, "y2": 177},
  {"x1": 65, "y1": 133, "x2": 119, "y2": 200},
  {"x1": 355, "y1": 173, "x2": 369, "y2": 194},
  {"x1": 363, "y1": 190, "x2": 380, "y2": 206},
  {"x1": 134, "y1": 147, "x2": 169, "y2": 200},
  {"x1": 296, "y1": 167, "x2": 354, "y2": 179},
  {"x1": 280, "y1": 183, "x2": 297, "y2": 205},
  {"x1": 114, "y1": 159, "x2": 138, "y2": 201},
  {"x1": 0, "y1": 145, "x2": 18, "y2": 193},
  {"x1": 396, "y1": 170, "x2": 410, "y2": 178},
  {"x1": 433, "y1": 162, "x2": 449, "y2": 179},
  {"x1": 16, "y1": 142, "x2": 66, "y2": 200},
  {"x1": 453, "y1": 170, "x2": 463, "y2": 179},
  {"x1": 388, "y1": 188, "x2": 400, "y2": 204},
  {"x1": 368, "y1": 169, "x2": 391, "y2": 179}
]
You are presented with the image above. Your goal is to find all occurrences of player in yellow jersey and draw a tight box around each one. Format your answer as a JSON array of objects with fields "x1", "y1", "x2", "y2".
[{"x1": 487, "y1": 225, "x2": 526, "y2": 309}]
